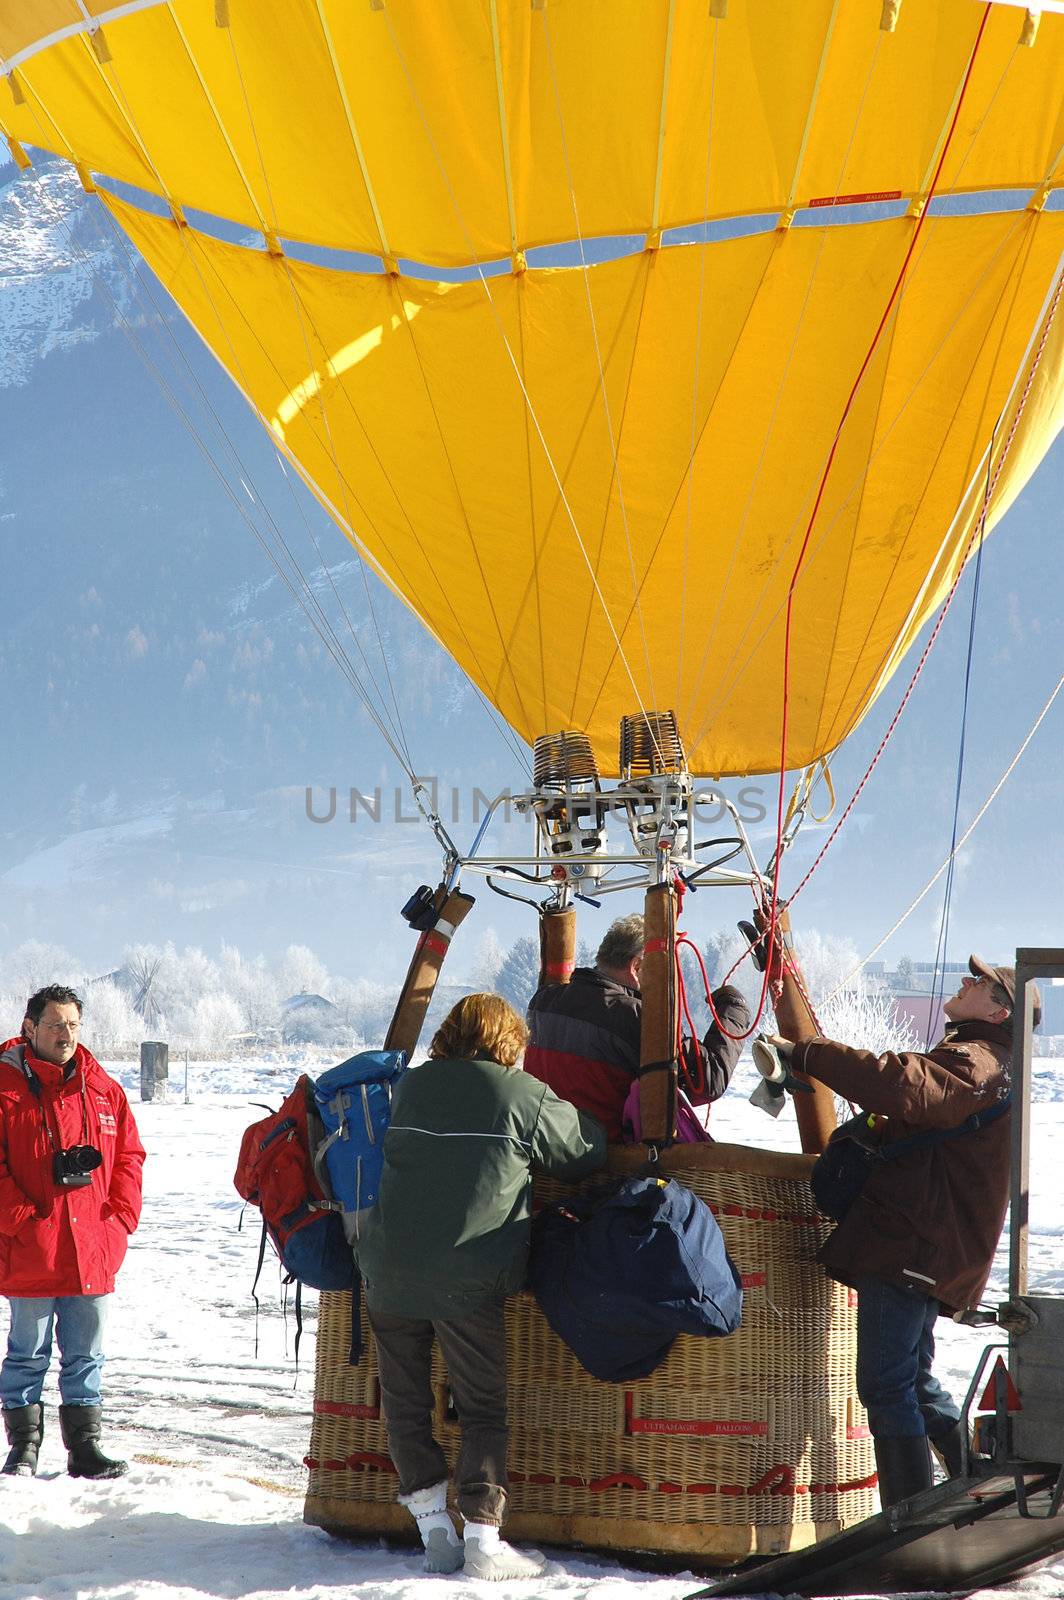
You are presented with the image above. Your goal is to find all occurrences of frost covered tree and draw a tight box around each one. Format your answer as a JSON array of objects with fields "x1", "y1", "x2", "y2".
[
  {"x1": 331, "y1": 976, "x2": 395, "y2": 1048},
  {"x1": 819, "y1": 982, "x2": 919, "y2": 1057},
  {"x1": 81, "y1": 980, "x2": 140, "y2": 1053},
  {"x1": 277, "y1": 943, "x2": 329, "y2": 999},
  {"x1": 468, "y1": 928, "x2": 504, "y2": 989},
  {"x1": 219, "y1": 943, "x2": 280, "y2": 1035},
  {"x1": 817, "y1": 981, "x2": 920, "y2": 1122},
  {"x1": 494, "y1": 936, "x2": 541, "y2": 1012},
  {"x1": 188, "y1": 992, "x2": 245, "y2": 1053},
  {"x1": 2, "y1": 940, "x2": 84, "y2": 1003}
]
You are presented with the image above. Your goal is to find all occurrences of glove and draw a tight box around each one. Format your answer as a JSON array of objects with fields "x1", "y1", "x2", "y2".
[
  {"x1": 760, "y1": 1034, "x2": 795, "y2": 1065},
  {"x1": 749, "y1": 1036, "x2": 811, "y2": 1118},
  {"x1": 737, "y1": 919, "x2": 770, "y2": 974},
  {"x1": 997, "y1": 1298, "x2": 1039, "y2": 1337}
]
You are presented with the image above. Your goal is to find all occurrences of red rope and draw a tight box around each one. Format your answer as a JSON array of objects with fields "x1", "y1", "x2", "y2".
[
  {"x1": 711, "y1": 8, "x2": 995, "y2": 1024},
  {"x1": 788, "y1": 260, "x2": 1064, "y2": 908},
  {"x1": 766, "y1": 1, "x2": 994, "y2": 960}
]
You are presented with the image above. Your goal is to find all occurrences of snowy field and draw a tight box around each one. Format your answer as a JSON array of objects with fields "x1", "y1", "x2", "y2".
[{"x1": 2, "y1": 1054, "x2": 1063, "y2": 1600}]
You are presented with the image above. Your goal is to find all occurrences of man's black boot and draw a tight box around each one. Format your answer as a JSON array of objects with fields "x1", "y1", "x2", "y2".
[
  {"x1": 874, "y1": 1435, "x2": 933, "y2": 1509},
  {"x1": 929, "y1": 1421, "x2": 967, "y2": 1477},
  {"x1": 2, "y1": 1404, "x2": 43, "y2": 1476},
  {"x1": 59, "y1": 1404, "x2": 128, "y2": 1479}
]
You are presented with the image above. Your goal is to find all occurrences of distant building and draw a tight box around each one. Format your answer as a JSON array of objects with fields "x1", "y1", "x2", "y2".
[
  {"x1": 890, "y1": 992, "x2": 948, "y2": 1045},
  {"x1": 281, "y1": 991, "x2": 346, "y2": 1047}
]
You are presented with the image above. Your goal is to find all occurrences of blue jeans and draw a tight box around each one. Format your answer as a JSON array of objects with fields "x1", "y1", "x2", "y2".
[
  {"x1": 854, "y1": 1276, "x2": 961, "y2": 1440},
  {"x1": 1, "y1": 1295, "x2": 109, "y2": 1408}
]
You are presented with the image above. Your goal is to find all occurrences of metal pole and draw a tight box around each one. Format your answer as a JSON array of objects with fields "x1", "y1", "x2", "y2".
[
  {"x1": 1007, "y1": 948, "x2": 1064, "y2": 1299},
  {"x1": 638, "y1": 882, "x2": 678, "y2": 1147},
  {"x1": 184, "y1": 1047, "x2": 190, "y2": 1105}
]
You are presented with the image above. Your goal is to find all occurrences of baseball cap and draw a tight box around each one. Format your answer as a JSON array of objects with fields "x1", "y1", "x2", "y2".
[{"x1": 969, "y1": 955, "x2": 1042, "y2": 1027}]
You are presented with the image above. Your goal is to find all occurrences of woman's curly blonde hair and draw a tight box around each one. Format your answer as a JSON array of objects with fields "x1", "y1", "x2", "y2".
[{"x1": 428, "y1": 992, "x2": 529, "y2": 1068}]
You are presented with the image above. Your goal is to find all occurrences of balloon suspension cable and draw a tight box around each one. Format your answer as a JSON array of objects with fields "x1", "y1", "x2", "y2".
[
  {"x1": 717, "y1": 8, "x2": 997, "y2": 1008},
  {"x1": 924, "y1": 448, "x2": 990, "y2": 1049},
  {"x1": 826, "y1": 667, "x2": 1064, "y2": 1004},
  {"x1": 377, "y1": 4, "x2": 668, "y2": 773},
  {"x1": 74, "y1": 30, "x2": 533, "y2": 796},
  {"x1": 18, "y1": 154, "x2": 429, "y2": 798},
  {"x1": 682, "y1": 27, "x2": 887, "y2": 751},
  {"x1": 685, "y1": 14, "x2": 1025, "y2": 757},
  {"x1": 13, "y1": 67, "x2": 425, "y2": 791},
  {"x1": 767, "y1": 3, "x2": 994, "y2": 983},
  {"x1": 785, "y1": 258, "x2": 1064, "y2": 913}
]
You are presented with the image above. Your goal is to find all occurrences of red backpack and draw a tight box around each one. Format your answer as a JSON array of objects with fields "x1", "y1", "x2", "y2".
[{"x1": 234, "y1": 1076, "x2": 359, "y2": 1360}]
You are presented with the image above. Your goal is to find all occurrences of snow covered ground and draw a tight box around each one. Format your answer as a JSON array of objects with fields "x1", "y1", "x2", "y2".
[{"x1": 2, "y1": 1054, "x2": 1062, "y2": 1600}]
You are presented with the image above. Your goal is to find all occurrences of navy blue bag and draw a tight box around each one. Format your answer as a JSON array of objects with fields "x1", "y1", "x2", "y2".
[
  {"x1": 811, "y1": 1096, "x2": 1012, "y2": 1223},
  {"x1": 528, "y1": 1175, "x2": 743, "y2": 1383}
]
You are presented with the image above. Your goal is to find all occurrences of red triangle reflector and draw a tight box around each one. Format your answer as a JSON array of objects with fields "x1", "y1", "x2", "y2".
[{"x1": 977, "y1": 1356, "x2": 1022, "y2": 1413}]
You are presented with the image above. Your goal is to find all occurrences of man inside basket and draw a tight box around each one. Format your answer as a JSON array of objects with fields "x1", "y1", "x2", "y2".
[
  {"x1": 525, "y1": 913, "x2": 749, "y2": 1140},
  {"x1": 766, "y1": 955, "x2": 1035, "y2": 1509}
]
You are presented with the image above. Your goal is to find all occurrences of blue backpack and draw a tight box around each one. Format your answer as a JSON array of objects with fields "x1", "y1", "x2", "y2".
[
  {"x1": 529, "y1": 1175, "x2": 743, "y2": 1382},
  {"x1": 312, "y1": 1049, "x2": 407, "y2": 1243},
  {"x1": 236, "y1": 1050, "x2": 406, "y2": 1365}
]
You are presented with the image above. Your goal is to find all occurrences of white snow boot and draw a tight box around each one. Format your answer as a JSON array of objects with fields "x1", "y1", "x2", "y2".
[
  {"x1": 462, "y1": 1522, "x2": 546, "y2": 1580},
  {"x1": 398, "y1": 1480, "x2": 463, "y2": 1574}
]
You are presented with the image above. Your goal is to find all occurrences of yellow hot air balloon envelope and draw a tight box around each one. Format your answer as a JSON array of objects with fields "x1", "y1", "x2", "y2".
[{"x1": 2, "y1": 0, "x2": 1062, "y2": 775}]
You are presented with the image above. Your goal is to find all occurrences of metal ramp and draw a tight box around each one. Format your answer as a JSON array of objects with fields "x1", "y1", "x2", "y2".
[{"x1": 689, "y1": 1465, "x2": 1064, "y2": 1597}]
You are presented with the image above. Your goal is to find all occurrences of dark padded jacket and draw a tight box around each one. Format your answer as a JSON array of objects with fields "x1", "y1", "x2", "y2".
[
  {"x1": 355, "y1": 1055, "x2": 606, "y2": 1320},
  {"x1": 525, "y1": 968, "x2": 749, "y2": 1140},
  {"x1": 794, "y1": 1019, "x2": 1012, "y2": 1313}
]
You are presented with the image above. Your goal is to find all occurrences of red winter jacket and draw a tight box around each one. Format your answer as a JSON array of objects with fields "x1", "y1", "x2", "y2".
[{"x1": 0, "y1": 1039, "x2": 145, "y2": 1297}]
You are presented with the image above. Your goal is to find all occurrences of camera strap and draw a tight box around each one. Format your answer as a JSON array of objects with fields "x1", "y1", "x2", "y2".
[{"x1": 17, "y1": 1050, "x2": 90, "y2": 1153}]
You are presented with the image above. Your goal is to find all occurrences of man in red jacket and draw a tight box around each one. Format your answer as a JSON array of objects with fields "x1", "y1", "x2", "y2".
[{"x1": 0, "y1": 985, "x2": 145, "y2": 1478}]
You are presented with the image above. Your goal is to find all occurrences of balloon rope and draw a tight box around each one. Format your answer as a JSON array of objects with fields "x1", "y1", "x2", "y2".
[
  {"x1": 215, "y1": 16, "x2": 536, "y2": 780},
  {"x1": 11, "y1": 85, "x2": 418, "y2": 776},
  {"x1": 686, "y1": 7, "x2": 1023, "y2": 757},
  {"x1": 766, "y1": 5, "x2": 995, "y2": 963},
  {"x1": 824, "y1": 668, "x2": 1064, "y2": 1004},
  {"x1": 675, "y1": 25, "x2": 883, "y2": 748},
  {"x1": 708, "y1": 6, "x2": 996, "y2": 1025},
  {"x1": 685, "y1": 199, "x2": 1036, "y2": 753},
  {"x1": 25, "y1": 39, "x2": 423, "y2": 771},
  {"x1": 786, "y1": 259, "x2": 1064, "y2": 908},
  {"x1": 924, "y1": 501, "x2": 986, "y2": 1050},
  {"x1": 675, "y1": 17, "x2": 720, "y2": 705},
  {"x1": 377, "y1": 4, "x2": 668, "y2": 764},
  {"x1": 539, "y1": 5, "x2": 662, "y2": 737},
  {"x1": 67, "y1": 20, "x2": 533, "y2": 791}
]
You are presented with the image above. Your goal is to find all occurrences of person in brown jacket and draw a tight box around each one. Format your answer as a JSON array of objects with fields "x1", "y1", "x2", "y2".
[{"x1": 767, "y1": 955, "x2": 1038, "y2": 1509}]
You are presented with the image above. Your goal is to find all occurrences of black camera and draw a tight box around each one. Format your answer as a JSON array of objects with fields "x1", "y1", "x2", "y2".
[
  {"x1": 400, "y1": 884, "x2": 439, "y2": 932},
  {"x1": 53, "y1": 1145, "x2": 103, "y2": 1189}
]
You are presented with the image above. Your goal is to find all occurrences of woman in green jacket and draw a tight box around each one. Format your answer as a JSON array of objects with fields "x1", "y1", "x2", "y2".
[{"x1": 356, "y1": 992, "x2": 606, "y2": 1579}]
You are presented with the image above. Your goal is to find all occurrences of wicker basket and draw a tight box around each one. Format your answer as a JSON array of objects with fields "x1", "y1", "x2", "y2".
[{"x1": 303, "y1": 1141, "x2": 877, "y2": 1564}]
